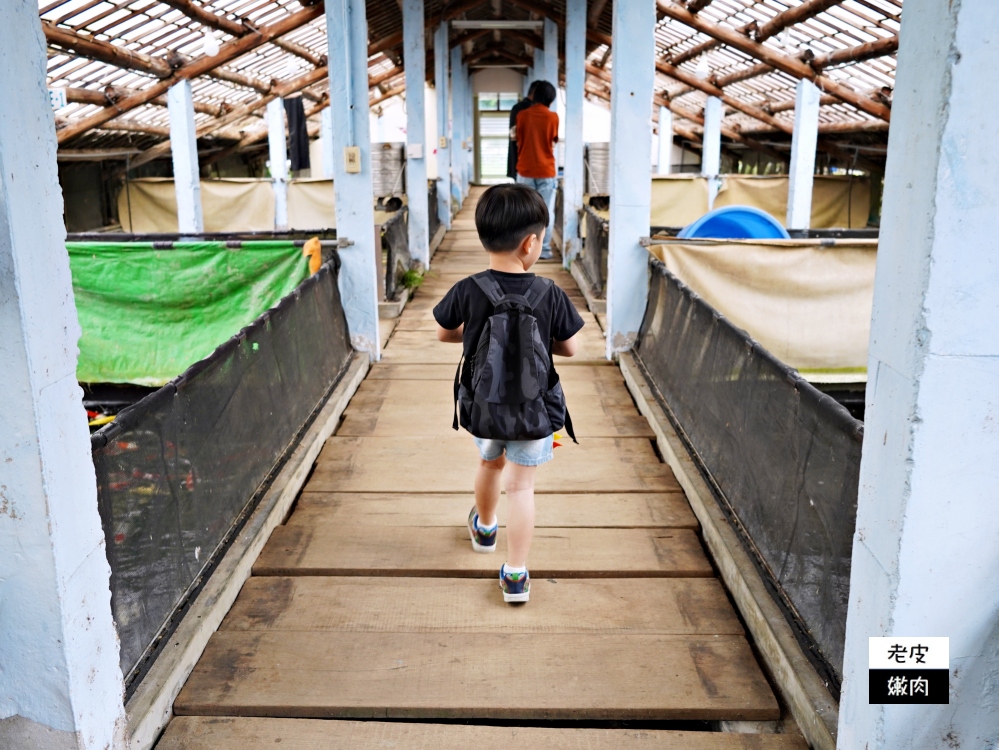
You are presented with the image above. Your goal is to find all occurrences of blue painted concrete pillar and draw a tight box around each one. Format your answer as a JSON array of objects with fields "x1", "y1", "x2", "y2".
[
  {"x1": 606, "y1": 0, "x2": 655, "y2": 357},
  {"x1": 434, "y1": 22, "x2": 451, "y2": 229},
  {"x1": 786, "y1": 79, "x2": 820, "y2": 229},
  {"x1": 266, "y1": 98, "x2": 289, "y2": 229},
  {"x1": 543, "y1": 18, "x2": 558, "y2": 108},
  {"x1": 403, "y1": 0, "x2": 429, "y2": 266},
  {"x1": 657, "y1": 105, "x2": 673, "y2": 175},
  {"x1": 702, "y1": 95, "x2": 722, "y2": 207},
  {"x1": 562, "y1": 0, "x2": 585, "y2": 267},
  {"x1": 321, "y1": 108, "x2": 334, "y2": 178},
  {"x1": 462, "y1": 59, "x2": 473, "y2": 191},
  {"x1": 0, "y1": 3, "x2": 127, "y2": 747},
  {"x1": 533, "y1": 46, "x2": 545, "y2": 82},
  {"x1": 325, "y1": 0, "x2": 380, "y2": 357},
  {"x1": 524, "y1": 68, "x2": 534, "y2": 96},
  {"x1": 167, "y1": 79, "x2": 204, "y2": 233},
  {"x1": 449, "y1": 45, "x2": 465, "y2": 207}
]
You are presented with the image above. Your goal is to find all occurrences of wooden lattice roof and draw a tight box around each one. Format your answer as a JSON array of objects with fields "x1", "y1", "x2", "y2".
[{"x1": 42, "y1": 0, "x2": 899, "y2": 165}]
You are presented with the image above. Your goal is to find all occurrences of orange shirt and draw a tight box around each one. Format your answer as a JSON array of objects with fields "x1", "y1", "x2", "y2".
[{"x1": 515, "y1": 104, "x2": 559, "y2": 178}]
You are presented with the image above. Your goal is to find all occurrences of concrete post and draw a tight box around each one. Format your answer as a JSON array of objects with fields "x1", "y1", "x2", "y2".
[
  {"x1": 266, "y1": 98, "x2": 289, "y2": 230},
  {"x1": 434, "y1": 22, "x2": 451, "y2": 229},
  {"x1": 786, "y1": 79, "x2": 820, "y2": 229},
  {"x1": 562, "y1": 0, "x2": 585, "y2": 267},
  {"x1": 838, "y1": 1, "x2": 999, "y2": 747},
  {"x1": 533, "y1": 46, "x2": 545, "y2": 82},
  {"x1": 403, "y1": 0, "x2": 429, "y2": 266},
  {"x1": 543, "y1": 18, "x2": 558, "y2": 110},
  {"x1": 657, "y1": 104, "x2": 673, "y2": 175},
  {"x1": 449, "y1": 45, "x2": 465, "y2": 207},
  {"x1": 460, "y1": 59, "x2": 472, "y2": 194},
  {"x1": 0, "y1": 4, "x2": 127, "y2": 748},
  {"x1": 524, "y1": 68, "x2": 534, "y2": 96},
  {"x1": 321, "y1": 108, "x2": 334, "y2": 179},
  {"x1": 325, "y1": 0, "x2": 380, "y2": 357},
  {"x1": 702, "y1": 95, "x2": 722, "y2": 208},
  {"x1": 167, "y1": 80, "x2": 204, "y2": 233},
  {"x1": 606, "y1": 0, "x2": 655, "y2": 357}
]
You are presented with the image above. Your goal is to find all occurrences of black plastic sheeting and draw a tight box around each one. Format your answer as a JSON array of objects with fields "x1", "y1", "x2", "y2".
[
  {"x1": 634, "y1": 258, "x2": 862, "y2": 691},
  {"x1": 428, "y1": 181, "x2": 441, "y2": 245},
  {"x1": 382, "y1": 207, "x2": 411, "y2": 302},
  {"x1": 581, "y1": 205, "x2": 609, "y2": 296},
  {"x1": 90, "y1": 257, "x2": 353, "y2": 692}
]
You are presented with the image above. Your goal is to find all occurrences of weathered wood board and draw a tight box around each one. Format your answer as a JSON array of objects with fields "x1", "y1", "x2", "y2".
[
  {"x1": 175, "y1": 632, "x2": 778, "y2": 720},
  {"x1": 220, "y1": 577, "x2": 740, "y2": 634},
  {"x1": 288, "y1": 492, "x2": 697, "y2": 529},
  {"x1": 306, "y1": 436, "x2": 680, "y2": 494},
  {"x1": 160, "y1": 717, "x2": 808, "y2": 750},
  {"x1": 366, "y1": 363, "x2": 620, "y2": 381}
]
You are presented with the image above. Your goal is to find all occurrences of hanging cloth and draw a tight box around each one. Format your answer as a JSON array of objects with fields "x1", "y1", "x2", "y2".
[{"x1": 284, "y1": 96, "x2": 310, "y2": 172}]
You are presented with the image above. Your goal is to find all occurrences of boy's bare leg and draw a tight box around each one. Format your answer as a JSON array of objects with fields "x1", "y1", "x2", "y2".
[
  {"x1": 503, "y1": 463, "x2": 537, "y2": 568},
  {"x1": 474, "y1": 455, "x2": 505, "y2": 527}
]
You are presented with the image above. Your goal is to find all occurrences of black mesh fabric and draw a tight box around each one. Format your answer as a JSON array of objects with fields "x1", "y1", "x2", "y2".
[
  {"x1": 428, "y1": 181, "x2": 441, "y2": 245},
  {"x1": 90, "y1": 259, "x2": 352, "y2": 690},
  {"x1": 581, "y1": 205, "x2": 608, "y2": 295},
  {"x1": 634, "y1": 257, "x2": 862, "y2": 689},
  {"x1": 382, "y1": 207, "x2": 411, "y2": 301}
]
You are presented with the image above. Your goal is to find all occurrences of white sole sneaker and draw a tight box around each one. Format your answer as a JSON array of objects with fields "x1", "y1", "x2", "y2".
[{"x1": 502, "y1": 589, "x2": 530, "y2": 603}]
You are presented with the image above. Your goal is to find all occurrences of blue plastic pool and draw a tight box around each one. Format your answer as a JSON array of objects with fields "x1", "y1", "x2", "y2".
[{"x1": 678, "y1": 205, "x2": 791, "y2": 240}]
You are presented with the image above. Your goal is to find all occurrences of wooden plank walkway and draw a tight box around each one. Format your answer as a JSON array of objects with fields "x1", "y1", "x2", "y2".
[{"x1": 160, "y1": 188, "x2": 803, "y2": 748}]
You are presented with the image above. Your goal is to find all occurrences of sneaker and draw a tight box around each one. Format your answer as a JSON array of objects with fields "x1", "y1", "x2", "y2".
[
  {"x1": 539, "y1": 250, "x2": 553, "y2": 260},
  {"x1": 499, "y1": 564, "x2": 531, "y2": 603},
  {"x1": 467, "y1": 507, "x2": 497, "y2": 553}
]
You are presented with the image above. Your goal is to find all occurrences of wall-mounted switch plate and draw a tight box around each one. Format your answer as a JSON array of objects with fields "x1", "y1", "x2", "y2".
[
  {"x1": 407, "y1": 143, "x2": 424, "y2": 159},
  {"x1": 344, "y1": 146, "x2": 361, "y2": 173},
  {"x1": 439, "y1": 136, "x2": 448, "y2": 149}
]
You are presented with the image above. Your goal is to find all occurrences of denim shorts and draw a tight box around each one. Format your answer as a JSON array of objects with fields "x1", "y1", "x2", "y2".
[{"x1": 474, "y1": 434, "x2": 554, "y2": 467}]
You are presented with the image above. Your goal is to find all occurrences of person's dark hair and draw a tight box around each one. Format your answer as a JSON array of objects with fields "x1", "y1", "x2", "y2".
[
  {"x1": 475, "y1": 183, "x2": 549, "y2": 253},
  {"x1": 526, "y1": 80, "x2": 540, "y2": 98},
  {"x1": 531, "y1": 80, "x2": 557, "y2": 108}
]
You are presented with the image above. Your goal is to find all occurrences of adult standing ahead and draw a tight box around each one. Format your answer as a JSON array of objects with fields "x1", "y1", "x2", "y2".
[
  {"x1": 515, "y1": 81, "x2": 559, "y2": 260},
  {"x1": 507, "y1": 81, "x2": 539, "y2": 180}
]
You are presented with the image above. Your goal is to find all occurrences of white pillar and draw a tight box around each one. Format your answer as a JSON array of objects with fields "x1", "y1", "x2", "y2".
[
  {"x1": 786, "y1": 79, "x2": 820, "y2": 229},
  {"x1": 266, "y1": 98, "x2": 289, "y2": 230},
  {"x1": 403, "y1": 0, "x2": 429, "y2": 266},
  {"x1": 167, "y1": 80, "x2": 204, "y2": 233},
  {"x1": 606, "y1": 0, "x2": 655, "y2": 357},
  {"x1": 434, "y1": 22, "x2": 451, "y2": 229},
  {"x1": 449, "y1": 45, "x2": 465, "y2": 206},
  {"x1": 325, "y1": 0, "x2": 380, "y2": 357},
  {"x1": 321, "y1": 108, "x2": 334, "y2": 179},
  {"x1": 0, "y1": 4, "x2": 127, "y2": 748},
  {"x1": 838, "y1": 1, "x2": 999, "y2": 746},
  {"x1": 543, "y1": 17, "x2": 558, "y2": 109},
  {"x1": 702, "y1": 95, "x2": 722, "y2": 208},
  {"x1": 562, "y1": 0, "x2": 585, "y2": 267},
  {"x1": 657, "y1": 104, "x2": 673, "y2": 175}
]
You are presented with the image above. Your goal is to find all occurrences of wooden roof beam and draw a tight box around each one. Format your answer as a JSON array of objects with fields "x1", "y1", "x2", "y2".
[
  {"x1": 810, "y1": 34, "x2": 899, "y2": 69},
  {"x1": 505, "y1": 0, "x2": 563, "y2": 27},
  {"x1": 56, "y1": 3, "x2": 325, "y2": 144},
  {"x1": 63, "y1": 84, "x2": 256, "y2": 119},
  {"x1": 684, "y1": 0, "x2": 715, "y2": 14},
  {"x1": 43, "y1": 21, "x2": 172, "y2": 78},
  {"x1": 588, "y1": 0, "x2": 610, "y2": 28},
  {"x1": 656, "y1": 2, "x2": 891, "y2": 121}
]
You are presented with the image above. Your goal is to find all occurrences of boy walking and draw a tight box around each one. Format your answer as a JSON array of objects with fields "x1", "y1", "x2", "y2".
[
  {"x1": 434, "y1": 184, "x2": 583, "y2": 603},
  {"x1": 515, "y1": 81, "x2": 559, "y2": 259}
]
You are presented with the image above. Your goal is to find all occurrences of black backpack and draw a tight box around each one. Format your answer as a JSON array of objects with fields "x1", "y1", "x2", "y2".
[{"x1": 452, "y1": 272, "x2": 576, "y2": 443}]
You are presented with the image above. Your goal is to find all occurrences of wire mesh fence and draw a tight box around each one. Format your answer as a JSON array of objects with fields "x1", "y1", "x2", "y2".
[
  {"x1": 90, "y1": 258, "x2": 353, "y2": 692},
  {"x1": 581, "y1": 205, "x2": 609, "y2": 296},
  {"x1": 634, "y1": 257, "x2": 862, "y2": 692}
]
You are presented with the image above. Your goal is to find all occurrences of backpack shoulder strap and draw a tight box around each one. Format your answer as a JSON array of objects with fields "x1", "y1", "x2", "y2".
[
  {"x1": 470, "y1": 271, "x2": 505, "y2": 306},
  {"x1": 523, "y1": 276, "x2": 553, "y2": 312}
]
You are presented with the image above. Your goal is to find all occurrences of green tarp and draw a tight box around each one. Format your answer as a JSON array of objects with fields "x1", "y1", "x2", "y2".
[{"x1": 68, "y1": 241, "x2": 309, "y2": 386}]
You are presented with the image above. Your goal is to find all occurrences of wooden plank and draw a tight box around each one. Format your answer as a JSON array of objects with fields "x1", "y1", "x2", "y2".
[
  {"x1": 306, "y1": 436, "x2": 680, "y2": 494},
  {"x1": 366, "y1": 363, "x2": 619, "y2": 380},
  {"x1": 350, "y1": 376, "x2": 635, "y2": 404},
  {"x1": 382, "y1": 330, "x2": 607, "y2": 365},
  {"x1": 160, "y1": 717, "x2": 809, "y2": 750},
  {"x1": 289, "y1": 492, "x2": 698, "y2": 529},
  {"x1": 220, "y1": 577, "x2": 740, "y2": 634},
  {"x1": 252, "y1": 526, "x2": 711, "y2": 577},
  {"x1": 174, "y1": 632, "x2": 780, "y2": 720}
]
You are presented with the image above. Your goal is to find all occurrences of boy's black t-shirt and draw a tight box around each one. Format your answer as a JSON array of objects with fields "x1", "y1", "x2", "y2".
[{"x1": 433, "y1": 270, "x2": 585, "y2": 362}]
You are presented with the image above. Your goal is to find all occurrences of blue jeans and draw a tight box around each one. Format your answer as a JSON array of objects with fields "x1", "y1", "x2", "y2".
[
  {"x1": 516, "y1": 175, "x2": 557, "y2": 253},
  {"x1": 473, "y1": 434, "x2": 554, "y2": 467}
]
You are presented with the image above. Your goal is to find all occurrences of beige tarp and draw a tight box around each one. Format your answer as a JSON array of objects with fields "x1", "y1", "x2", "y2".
[
  {"x1": 647, "y1": 238, "x2": 876, "y2": 376},
  {"x1": 648, "y1": 175, "x2": 870, "y2": 229},
  {"x1": 287, "y1": 179, "x2": 336, "y2": 229},
  {"x1": 118, "y1": 178, "x2": 275, "y2": 232},
  {"x1": 650, "y1": 175, "x2": 710, "y2": 227}
]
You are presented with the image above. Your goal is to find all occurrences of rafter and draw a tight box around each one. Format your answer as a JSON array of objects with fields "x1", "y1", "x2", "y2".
[
  {"x1": 43, "y1": 21, "x2": 172, "y2": 78},
  {"x1": 656, "y1": 2, "x2": 891, "y2": 121},
  {"x1": 587, "y1": 0, "x2": 610, "y2": 29},
  {"x1": 55, "y1": 3, "x2": 325, "y2": 144},
  {"x1": 810, "y1": 35, "x2": 898, "y2": 70},
  {"x1": 63, "y1": 85, "x2": 236, "y2": 118}
]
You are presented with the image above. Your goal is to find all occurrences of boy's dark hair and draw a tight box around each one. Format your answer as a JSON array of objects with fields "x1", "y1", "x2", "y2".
[
  {"x1": 531, "y1": 80, "x2": 557, "y2": 108},
  {"x1": 526, "y1": 80, "x2": 540, "y2": 97},
  {"x1": 475, "y1": 184, "x2": 549, "y2": 253}
]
